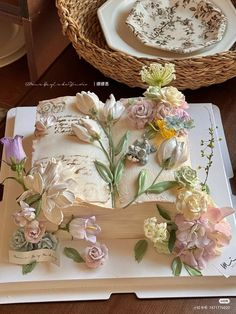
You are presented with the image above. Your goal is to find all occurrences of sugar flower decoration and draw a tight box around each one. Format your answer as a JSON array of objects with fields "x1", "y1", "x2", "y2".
[
  {"x1": 174, "y1": 166, "x2": 198, "y2": 188},
  {"x1": 140, "y1": 63, "x2": 176, "y2": 87},
  {"x1": 76, "y1": 91, "x2": 102, "y2": 116},
  {"x1": 0, "y1": 135, "x2": 26, "y2": 166},
  {"x1": 24, "y1": 220, "x2": 46, "y2": 244},
  {"x1": 84, "y1": 243, "x2": 108, "y2": 269},
  {"x1": 69, "y1": 216, "x2": 101, "y2": 243},
  {"x1": 34, "y1": 114, "x2": 57, "y2": 137},
  {"x1": 127, "y1": 98, "x2": 155, "y2": 129},
  {"x1": 72, "y1": 117, "x2": 101, "y2": 143},
  {"x1": 157, "y1": 137, "x2": 189, "y2": 169},
  {"x1": 99, "y1": 94, "x2": 125, "y2": 122},
  {"x1": 19, "y1": 159, "x2": 75, "y2": 225},
  {"x1": 13, "y1": 201, "x2": 36, "y2": 227}
]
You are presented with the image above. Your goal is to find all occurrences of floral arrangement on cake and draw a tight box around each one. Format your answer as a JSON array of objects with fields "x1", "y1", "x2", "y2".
[{"x1": 0, "y1": 63, "x2": 234, "y2": 276}]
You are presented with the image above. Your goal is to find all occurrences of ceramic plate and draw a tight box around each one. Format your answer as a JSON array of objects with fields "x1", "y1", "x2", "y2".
[
  {"x1": 0, "y1": 45, "x2": 26, "y2": 68},
  {"x1": 97, "y1": 0, "x2": 236, "y2": 59},
  {"x1": 0, "y1": 19, "x2": 25, "y2": 59},
  {"x1": 126, "y1": 0, "x2": 227, "y2": 53}
]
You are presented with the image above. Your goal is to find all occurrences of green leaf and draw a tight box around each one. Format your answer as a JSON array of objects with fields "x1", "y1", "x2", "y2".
[
  {"x1": 168, "y1": 230, "x2": 176, "y2": 253},
  {"x1": 31, "y1": 198, "x2": 42, "y2": 217},
  {"x1": 115, "y1": 131, "x2": 129, "y2": 156},
  {"x1": 94, "y1": 160, "x2": 113, "y2": 184},
  {"x1": 156, "y1": 205, "x2": 171, "y2": 221},
  {"x1": 134, "y1": 239, "x2": 148, "y2": 263},
  {"x1": 64, "y1": 247, "x2": 84, "y2": 263},
  {"x1": 147, "y1": 181, "x2": 178, "y2": 194},
  {"x1": 22, "y1": 261, "x2": 37, "y2": 275},
  {"x1": 138, "y1": 169, "x2": 147, "y2": 195},
  {"x1": 25, "y1": 194, "x2": 41, "y2": 206},
  {"x1": 184, "y1": 263, "x2": 202, "y2": 276},
  {"x1": 171, "y1": 257, "x2": 182, "y2": 276},
  {"x1": 114, "y1": 156, "x2": 125, "y2": 185}
]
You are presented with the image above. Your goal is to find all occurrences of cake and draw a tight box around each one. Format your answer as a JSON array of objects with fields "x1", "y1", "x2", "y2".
[{"x1": 1, "y1": 63, "x2": 234, "y2": 274}]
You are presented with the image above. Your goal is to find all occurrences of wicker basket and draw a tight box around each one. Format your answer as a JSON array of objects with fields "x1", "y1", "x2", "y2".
[{"x1": 56, "y1": 0, "x2": 236, "y2": 90}]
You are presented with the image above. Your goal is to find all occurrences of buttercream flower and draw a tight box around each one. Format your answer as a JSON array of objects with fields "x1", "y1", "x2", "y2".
[
  {"x1": 36, "y1": 233, "x2": 57, "y2": 250},
  {"x1": 174, "y1": 166, "x2": 198, "y2": 188},
  {"x1": 34, "y1": 114, "x2": 57, "y2": 136},
  {"x1": 84, "y1": 243, "x2": 108, "y2": 269},
  {"x1": 20, "y1": 159, "x2": 75, "y2": 225},
  {"x1": 72, "y1": 117, "x2": 101, "y2": 143},
  {"x1": 99, "y1": 94, "x2": 125, "y2": 122},
  {"x1": 203, "y1": 206, "x2": 234, "y2": 246},
  {"x1": 156, "y1": 119, "x2": 176, "y2": 139},
  {"x1": 10, "y1": 229, "x2": 34, "y2": 252},
  {"x1": 69, "y1": 216, "x2": 101, "y2": 243},
  {"x1": 140, "y1": 63, "x2": 176, "y2": 87},
  {"x1": 155, "y1": 103, "x2": 171, "y2": 119},
  {"x1": 176, "y1": 189, "x2": 209, "y2": 221},
  {"x1": 157, "y1": 137, "x2": 189, "y2": 169},
  {"x1": 179, "y1": 245, "x2": 216, "y2": 270},
  {"x1": 0, "y1": 135, "x2": 26, "y2": 167},
  {"x1": 127, "y1": 98, "x2": 154, "y2": 129},
  {"x1": 154, "y1": 240, "x2": 170, "y2": 254},
  {"x1": 13, "y1": 201, "x2": 36, "y2": 227},
  {"x1": 174, "y1": 214, "x2": 212, "y2": 249},
  {"x1": 76, "y1": 91, "x2": 102, "y2": 115},
  {"x1": 24, "y1": 220, "x2": 46, "y2": 244}
]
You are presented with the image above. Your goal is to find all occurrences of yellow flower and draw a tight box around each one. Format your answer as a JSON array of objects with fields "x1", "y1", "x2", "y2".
[
  {"x1": 156, "y1": 119, "x2": 176, "y2": 139},
  {"x1": 140, "y1": 63, "x2": 176, "y2": 87}
]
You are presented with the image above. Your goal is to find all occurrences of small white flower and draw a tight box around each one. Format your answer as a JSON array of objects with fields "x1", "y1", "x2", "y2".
[
  {"x1": 72, "y1": 117, "x2": 101, "y2": 142},
  {"x1": 140, "y1": 63, "x2": 176, "y2": 87},
  {"x1": 35, "y1": 115, "x2": 57, "y2": 136},
  {"x1": 13, "y1": 201, "x2": 36, "y2": 227},
  {"x1": 76, "y1": 91, "x2": 102, "y2": 115},
  {"x1": 157, "y1": 137, "x2": 188, "y2": 169},
  {"x1": 99, "y1": 94, "x2": 125, "y2": 122}
]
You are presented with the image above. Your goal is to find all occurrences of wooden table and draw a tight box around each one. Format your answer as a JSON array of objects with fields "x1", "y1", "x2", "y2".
[{"x1": 0, "y1": 45, "x2": 236, "y2": 313}]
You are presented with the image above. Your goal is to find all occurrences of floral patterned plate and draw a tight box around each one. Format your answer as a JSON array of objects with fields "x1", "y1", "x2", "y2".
[{"x1": 126, "y1": 0, "x2": 227, "y2": 54}]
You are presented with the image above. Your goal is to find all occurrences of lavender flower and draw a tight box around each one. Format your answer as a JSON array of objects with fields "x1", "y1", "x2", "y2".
[
  {"x1": 69, "y1": 216, "x2": 101, "y2": 243},
  {"x1": 0, "y1": 135, "x2": 26, "y2": 166}
]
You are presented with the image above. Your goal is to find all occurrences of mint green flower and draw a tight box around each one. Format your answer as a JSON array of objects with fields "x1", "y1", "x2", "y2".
[
  {"x1": 174, "y1": 166, "x2": 198, "y2": 188},
  {"x1": 140, "y1": 63, "x2": 176, "y2": 87}
]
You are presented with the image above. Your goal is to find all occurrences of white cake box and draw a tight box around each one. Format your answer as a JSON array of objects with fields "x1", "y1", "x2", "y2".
[{"x1": 0, "y1": 104, "x2": 236, "y2": 303}]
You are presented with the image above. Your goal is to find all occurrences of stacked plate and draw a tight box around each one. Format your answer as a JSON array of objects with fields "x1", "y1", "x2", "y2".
[
  {"x1": 0, "y1": 18, "x2": 26, "y2": 68},
  {"x1": 97, "y1": 0, "x2": 236, "y2": 60}
]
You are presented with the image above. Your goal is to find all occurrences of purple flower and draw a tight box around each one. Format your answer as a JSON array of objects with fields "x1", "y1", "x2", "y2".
[
  {"x1": 127, "y1": 98, "x2": 154, "y2": 129},
  {"x1": 84, "y1": 243, "x2": 108, "y2": 269},
  {"x1": 0, "y1": 135, "x2": 26, "y2": 165},
  {"x1": 174, "y1": 214, "x2": 212, "y2": 249},
  {"x1": 69, "y1": 216, "x2": 101, "y2": 243}
]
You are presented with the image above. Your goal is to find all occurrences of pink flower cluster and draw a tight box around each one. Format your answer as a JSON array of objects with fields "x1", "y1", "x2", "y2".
[{"x1": 174, "y1": 206, "x2": 234, "y2": 269}]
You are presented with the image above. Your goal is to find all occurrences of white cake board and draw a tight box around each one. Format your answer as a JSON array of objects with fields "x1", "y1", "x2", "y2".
[{"x1": 0, "y1": 104, "x2": 236, "y2": 304}]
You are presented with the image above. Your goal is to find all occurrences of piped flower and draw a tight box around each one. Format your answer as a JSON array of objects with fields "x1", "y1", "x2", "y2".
[
  {"x1": 24, "y1": 220, "x2": 46, "y2": 244},
  {"x1": 13, "y1": 201, "x2": 36, "y2": 227},
  {"x1": 140, "y1": 63, "x2": 176, "y2": 87},
  {"x1": 99, "y1": 94, "x2": 125, "y2": 122},
  {"x1": 69, "y1": 216, "x2": 101, "y2": 243},
  {"x1": 84, "y1": 243, "x2": 108, "y2": 269},
  {"x1": 127, "y1": 98, "x2": 155, "y2": 129},
  {"x1": 34, "y1": 115, "x2": 57, "y2": 136},
  {"x1": 0, "y1": 135, "x2": 26, "y2": 169},
  {"x1": 72, "y1": 117, "x2": 101, "y2": 143},
  {"x1": 76, "y1": 91, "x2": 102, "y2": 116}
]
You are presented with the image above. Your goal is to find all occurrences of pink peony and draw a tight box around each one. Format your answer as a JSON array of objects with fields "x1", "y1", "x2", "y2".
[
  {"x1": 84, "y1": 243, "x2": 108, "y2": 269},
  {"x1": 127, "y1": 98, "x2": 155, "y2": 129}
]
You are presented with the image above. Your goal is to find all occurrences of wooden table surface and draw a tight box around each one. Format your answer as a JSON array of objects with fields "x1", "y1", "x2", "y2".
[{"x1": 0, "y1": 45, "x2": 236, "y2": 313}]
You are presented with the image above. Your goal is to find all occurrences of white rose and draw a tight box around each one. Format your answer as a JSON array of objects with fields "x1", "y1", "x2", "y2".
[
  {"x1": 176, "y1": 189, "x2": 209, "y2": 221},
  {"x1": 157, "y1": 86, "x2": 186, "y2": 108}
]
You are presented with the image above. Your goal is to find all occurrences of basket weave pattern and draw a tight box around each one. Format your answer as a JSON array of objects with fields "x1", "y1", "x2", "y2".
[{"x1": 56, "y1": 0, "x2": 236, "y2": 90}]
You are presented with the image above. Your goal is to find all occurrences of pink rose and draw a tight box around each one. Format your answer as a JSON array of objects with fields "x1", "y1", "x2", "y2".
[
  {"x1": 127, "y1": 98, "x2": 154, "y2": 129},
  {"x1": 24, "y1": 220, "x2": 46, "y2": 243},
  {"x1": 84, "y1": 243, "x2": 108, "y2": 269},
  {"x1": 155, "y1": 103, "x2": 171, "y2": 119}
]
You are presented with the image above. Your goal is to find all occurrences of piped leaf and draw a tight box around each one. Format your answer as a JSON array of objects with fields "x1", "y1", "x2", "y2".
[
  {"x1": 134, "y1": 239, "x2": 148, "y2": 263},
  {"x1": 115, "y1": 131, "x2": 129, "y2": 156},
  {"x1": 147, "y1": 181, "x2": 178, "y2": 194},
  {"x1": 114, "y1": 156, "x2": 125, "y2": 185},
  {"x1": 64, "y1": 247, "x2": 84, "y2": 263},
  {"x1": 171, "y1": 257, "x2": 182, "y2": 276},
  {"x1": 168, "y1": 230, "x2": 176, "y2": 253},
  {"x1": 156, "y1": 205, "x2": 171, "y2": 221},
  {"x1": 184, "y1": 263, "x2": 202, "y2": 276},
  {"x1": 94, "y1": 160, "x2": 113, "y2": 184},
  {"x1": 138, "y1": 169, "x2": 147, "y2": 195},
  {"x1": 22, "y1": 261, "x2": 37, "y2": 275}
]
